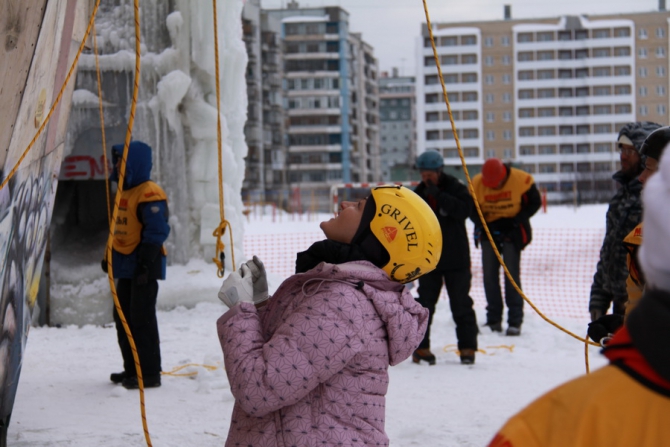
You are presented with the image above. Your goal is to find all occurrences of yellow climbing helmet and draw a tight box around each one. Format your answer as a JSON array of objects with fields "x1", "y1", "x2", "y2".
[{"x1": 368, "y1": 185, "x2": 442, "y2": 283}]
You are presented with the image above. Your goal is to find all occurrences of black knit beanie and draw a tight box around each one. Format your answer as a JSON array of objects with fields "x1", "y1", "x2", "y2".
[{"x1": 350, "y1": 196, "x2": 390, "y2": 268}]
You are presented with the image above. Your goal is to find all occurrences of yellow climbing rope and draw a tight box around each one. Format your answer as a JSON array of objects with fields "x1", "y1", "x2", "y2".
[
  {"x1": 101, "y1": 0, "x2": 154, "y2": 445},
  {"x1": 211, "y1": 0, "x2": 237, "y2": 278},
  {"x1": 420, "y1": 0, "x2": 599, "y2": 358}
]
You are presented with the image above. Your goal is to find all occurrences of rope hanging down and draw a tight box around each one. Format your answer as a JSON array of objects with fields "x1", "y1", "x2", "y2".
[
  {"x1": 100, "y1": 0, "x2": 155, "y2": 445},
  {"x1": 211, "y1": 0, "x2": 237, "y2": 278},
  {"x1": 420, "y1": 0, "x2": 599, "y2": 355}
]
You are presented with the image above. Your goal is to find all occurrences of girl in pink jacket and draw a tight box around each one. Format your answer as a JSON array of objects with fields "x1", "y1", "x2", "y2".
[{"x1": 217, "y1": 186, "x2": 442, "y2": 447}]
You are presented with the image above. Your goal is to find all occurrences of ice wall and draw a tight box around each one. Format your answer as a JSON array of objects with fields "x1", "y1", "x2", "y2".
[{"x1": 74, "y1": 0, "x2": 248, "y2": 271}]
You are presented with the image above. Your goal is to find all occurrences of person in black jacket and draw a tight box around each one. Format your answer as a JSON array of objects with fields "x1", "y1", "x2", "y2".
[{"x1": 413, "y1": 151, "x2": 478, "y2": 365}]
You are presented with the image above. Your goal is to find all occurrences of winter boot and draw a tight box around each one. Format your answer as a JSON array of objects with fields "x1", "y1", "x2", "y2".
[
  {"x1": 110, "y1": 371, "x2": 127, "y2": 384},
  {"x1": 459, "y1": 349, "x2": 476, "y2": 365},
  {"x1": 484, "y1": 322, "x2": 503, "y2": 333},
  {"x1": 506, "y1": 325, "x2": 522, "y2": 336},
  {"x1": 412, "y1": 348, "x2": 436, "y2": 365},
  {"x1": 122, "y1": 374, "x2": 162, "y2": 389}
]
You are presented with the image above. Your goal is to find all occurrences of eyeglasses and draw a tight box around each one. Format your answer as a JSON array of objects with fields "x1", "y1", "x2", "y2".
[{"x1": 617, "y1": 143, "x2": 637, "y2": 156}]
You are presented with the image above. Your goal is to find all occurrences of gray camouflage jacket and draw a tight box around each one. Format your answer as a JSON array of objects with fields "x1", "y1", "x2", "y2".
[{"x1": 589, "y1": 171, "x2": 643, "y2": 314}]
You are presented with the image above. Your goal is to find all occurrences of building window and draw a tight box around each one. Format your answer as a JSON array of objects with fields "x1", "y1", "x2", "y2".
[
  {"x1": 558, "y1": 107, "x2": 572, "y2": 117},
  {"x1": 640, "y1": 67, "x2": 648, "y2": 77},
  {"x1": 440, "y1": 36, "x2": 458, "y2": 46},
  {"x1": 576, "y1": 106, "x2": 590, "y2": 116},
  {"x1": 657, "y1": 27, "x2": 666, "y2": 38},
  {"x1": 518, "y1": 33, "x2": 533, "y2": 43},
  {"x1": 502, "y1": 93, "x2": 511, "y2": 103},
  {"x1": 657, "y1": 85, "x2": 667, "y2": 96},
  {"x1": 593, "y1": 67, "x2": 612, "y2": 77},
  {"x1": 658, "y1": 105, "x2": 667, "y2": 115},
  {"x1": 576, "y1": 49, "x2": 589, "y2": 60},
  {"x1": 614, "y1": 27, "x2": 631, "y2": 37},
  {"x1": 593, "y1": 48, "x2": 611, "y2": 58},
  {"x1": 639, "y1": 47, "x2": 648, "y2": 58},
  {"x1": 614, "y1": 85, "x2": 631, "y2": 95},
  {"x1": 462, "y1": 35, "x2": 477, "y2": 45},
  {"x1": 559, "y1": 126, "x2": 573, "y2": 136},
  {"x1": 518, "y1": 70, "x2": 533, "y2": 80},
  {"x1": 520, "y1": 145, "x2": 535, "y2": 155},
  {"x1": 462, "y1": 92, "x2": 478, "y2": 102},
  {"x1": 594, "y1": 105, "x2": 612, "y2": 115},
  {"x1": 485, "y1": 93, "x2": 495, "y2": 103},
  {"x1": 595, "y1": 143, "x2": 611, "y2": 153},
  {"x1": 614, "y1": 66, "x2": 631, "y2": 76},
  {"x1": 614, "y1": 47, "x2": 631, "y2": 57},
  {"x1": 640, "y1": 86, "x2": 648, "y2": 96},
  {"x1": 461, "y1": 54, "x2": 477, "y2": 64},
  {"x1": 657, "y1": 47, "x2": 666, "y2": 58},
  {"x1": 503, "y1": 149, "x2": 513, "y2": 158},
  {"x1": 593, "y1": 28, "x2": 610, "y2": 39},
  {"x1": 426, "y1": 130, "x2": 440, "y2": 140},
  {"x1": 639, "y1": 28, "x2": 648, "y2": 39},
  {"x1": 484, "y1": 36, "x2": 494, "y2": 47},
  {"x1": 518, "y1": 90, "x2": 534, "y2": 100},
  {"x1": 445, "y1": 74, "x2": 458, "y2": 83},
  {"x1": 615, "y1": 104, "x2": 632, "y2": 114},
  {"x1": 540, "y1": 107, "x2": 556, "y2": 117},
  {"x1": 594, "y1": 124, "x2": 612, "y2": 134},
  {"x1": 558, "y1": 31, "x2": 571, "y2": 41},
  {"x1": 577, "y1": 144, "x2": 590, "y2": 154},
  {"x1": 538, "y1": 69, "x2": 555, "y2": 80},
  {"x1": 503, "y1": 111, "x2": 512, "y2": 122},
  {"x1": 539, "y1": 126, "x2": 556, "y2": 136},
  {"x1": 485, "y1": 74, "x2": 494, "y2": 85},
  {"x1": 462, "y1": 72, "x2": 477, "y2": 83},
  {"x1": 537, "y1": 31, "x2": 554, "y2": 42},
  {"x1": 558, "y1": 50, "x2": 572, "y2": 60},
  {"x1": 657, "y1": 66, "x2": 666, "y2": 77},
  {"x1": 441, "y1": 55, "x2": 458, "y2": 65},
  {"x1": 593, "y1": 86, "x2": 611, "y2": 96},
  {"x1": 502, "y1": 74, "x2": 511, "y2": 84},
  {"x1": 486, "y1": 130, "x2": 495, "y2": 141},
  {"x1": 463, "y1": 110, "x2": 478, "y2": 120},
  {"x1": 537, "y1": 50, "x2": 554, "y2": 61},
  {"x1": 484, "y1": 55, "x2": 494, "y2": 66},
  {"x1": 639, "y1": 105, "x2": 648, "y2": 116},
  {"x1": 463, "y1": 129, "x2": 479, "y2": 139},
  {"x1": 576, "y1": 125, "x2": 590, "y2": 135},
  {"x1": 518, "y1": 52, "x2": 533, "y2": 62},
  {"x1": 501, "y1": 36, "x2": 510, "y2": 46},
  {"x1": 503, "y1": 130, "x2": 512, "y2": 140},
  {"x1": 486, "y1": 112, "x2": 495, "y2": 122},
  {"x1": 519, "y1": 108, "x2": 534, "y2": 118},
  {"x1": 426, "y1": 112, "x2": 440, "y2": 122},
  {"x1": 539, "y1": 164, "x2": 557, "y2": 173},
  {"x1": 559, "y1": 69, "x2": 572, "y2": 79},
  {"x1": 502, "y1": 55, "x2": 511, "y2": 65},
  {"x1": 560, "y1": 145, "x2": 574, "y2": 154},
  {"x1": 519, "y1": 127, "x2": 534, "y2": 137},
  {"x1": 539, "y1": 88, "x2": 556, "y2": 98}
]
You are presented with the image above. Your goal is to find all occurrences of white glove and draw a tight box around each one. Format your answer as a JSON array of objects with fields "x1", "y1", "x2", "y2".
[
  {"x1": 244, "y1": 256, "x2": 269, "y2": 305},
  {"x1": 218, "y1": 264, "x2": 254, "y2": 308}
]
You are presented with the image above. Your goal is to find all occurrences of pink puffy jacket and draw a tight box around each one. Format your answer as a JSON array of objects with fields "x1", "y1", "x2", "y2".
[{"x1": 217, "y1": 260, "x2": 429, "y2": 447}]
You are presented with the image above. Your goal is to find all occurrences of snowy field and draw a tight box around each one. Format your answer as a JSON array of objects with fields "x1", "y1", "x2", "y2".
[{"x1": 9, "y1": 204, "x2": 610, "y2": 446}]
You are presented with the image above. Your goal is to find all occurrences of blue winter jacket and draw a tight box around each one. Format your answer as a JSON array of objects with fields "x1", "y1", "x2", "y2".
[{"x1": 110, "y1": 141, "x2": 170, "y2": 279}]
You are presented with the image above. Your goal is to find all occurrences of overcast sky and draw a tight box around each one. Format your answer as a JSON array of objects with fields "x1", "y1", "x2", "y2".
[{"x1": 260, "y1": 0, "x2": 664, "y2": 75}]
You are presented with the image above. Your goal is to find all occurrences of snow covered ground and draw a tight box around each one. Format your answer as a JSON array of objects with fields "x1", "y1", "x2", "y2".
[{"x1": 9, "y1": 203, "x2": 610, "y2": 446}]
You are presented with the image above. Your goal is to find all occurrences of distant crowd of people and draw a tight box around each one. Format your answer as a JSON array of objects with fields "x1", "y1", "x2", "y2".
[{"x1": 105, "y1": 120, "x2": 670, "y2": 446}]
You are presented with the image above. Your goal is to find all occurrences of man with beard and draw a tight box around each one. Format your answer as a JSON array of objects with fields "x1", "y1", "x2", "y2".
[{"x1": 588, "y1": 122, "x2": 661, "y2": 322}]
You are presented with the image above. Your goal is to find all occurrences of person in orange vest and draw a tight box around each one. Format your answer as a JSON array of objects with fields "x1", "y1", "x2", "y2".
[
  {"x1": 102, "y1": 141, "x2": 170, "y2": 389},
  {"x1": 470, "y1": 158, "x2": 541, "y2": 336},
  {"x1": 488, "y1": 150, "x2": 670, "y2": 447}
]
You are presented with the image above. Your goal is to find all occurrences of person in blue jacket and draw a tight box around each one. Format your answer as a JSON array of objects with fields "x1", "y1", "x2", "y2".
[{"x1": 102, "y1": 140, "x2": 170, "y2": 389}]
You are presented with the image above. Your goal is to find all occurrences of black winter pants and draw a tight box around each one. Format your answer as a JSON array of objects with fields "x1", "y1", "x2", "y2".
[
  {"x1": 416, "y1": 267, "x2": 478, "y2": 350},
  {"x1": 114, "y1": 278, "x2": 162, "y2": 378},
  {"x1": 481, "y1": 239, "x2": 524, "y2": 327}
]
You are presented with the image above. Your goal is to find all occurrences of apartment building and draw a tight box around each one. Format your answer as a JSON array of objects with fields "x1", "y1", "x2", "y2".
[
  {"x1": 266, "y1": 2, "x2": 381, "y2": 210},
  {"x1": 417, "y1": 5, "x2": 670, "y2": 202},
  {"x1": 379, "y1": 70, "x2": 416, "y2": 181},
  {"x1": 242, "y1": 1, "x2": 286, "y2": 203}
]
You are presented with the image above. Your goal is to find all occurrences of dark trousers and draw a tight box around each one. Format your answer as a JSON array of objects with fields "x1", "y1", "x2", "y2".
[
  {"x1": 416, "y1": 267, "x2": 478, "y2": 350},
  {"x1": 114, "y1": 278, "x2": 162, "y2": 377},
  {"x1": 481, "y1": 239, "x2": 524, "y2": 327}
]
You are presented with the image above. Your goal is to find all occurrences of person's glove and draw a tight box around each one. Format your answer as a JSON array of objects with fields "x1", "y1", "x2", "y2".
[
  {"x1": 243, "y1": 256, "x2": 269, "y2": 305},
  {"x1": 101, "y1": 259, "x2": 108, "y2": 273},
  {"x1": 590, "y1": 308, "x2": 603, "y2": 322},
  {"x1": 587, "y1": 314, "x2": 624, "y2": 345},
  {"x1": 134, "y1": 263, "x2": 149, "y2": 286},
  {"x1": 218, "y1": 264, "x2": 255, "y2": 308}
]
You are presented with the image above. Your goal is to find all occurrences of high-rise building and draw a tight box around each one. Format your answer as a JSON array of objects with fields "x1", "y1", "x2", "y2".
[
  {"x1": 379, "y1": 70, "x2": 416, "y2": 181},
  {"x1": 266, "y1": 3, "x2": 381, "y2": 210},
  {"x1": 242, "y1": 0, "x2": 286, "y2": 203},
  {"x1": 416, "y1": 7, "x2": 670, "y2": 202}
]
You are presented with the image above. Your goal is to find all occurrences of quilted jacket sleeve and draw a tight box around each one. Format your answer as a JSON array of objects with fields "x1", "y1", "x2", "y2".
[{"x1": 217, "y1": 283, "x2": 368, "y2": 417}]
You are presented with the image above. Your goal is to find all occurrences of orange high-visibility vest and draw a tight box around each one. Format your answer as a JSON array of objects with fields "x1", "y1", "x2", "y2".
[{"x1": 472, "y1": 167, "x2": 534, "y2": 223}]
